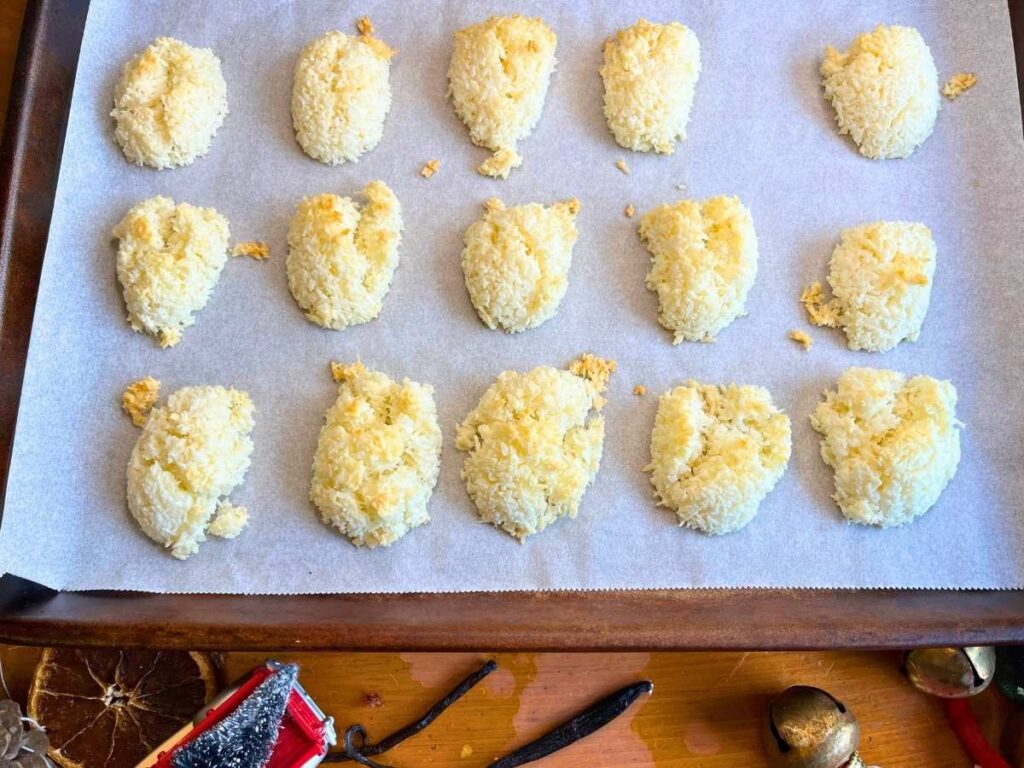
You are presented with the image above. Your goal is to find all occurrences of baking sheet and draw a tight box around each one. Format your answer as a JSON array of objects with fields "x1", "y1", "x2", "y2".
[{"x1": 2, "y1": 0, "x2": 1023, "y2": 594}]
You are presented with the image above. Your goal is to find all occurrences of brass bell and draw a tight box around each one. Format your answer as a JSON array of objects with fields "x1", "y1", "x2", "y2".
[
  {"x1": 763, "y1": 685, "x2": 861, "y2": 768},
  {"x1": 903, "y1": 646, "x2": 996, "y2": 698}
]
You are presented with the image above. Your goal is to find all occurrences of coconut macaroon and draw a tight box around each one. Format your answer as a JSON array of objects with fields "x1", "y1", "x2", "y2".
[
  {"x1": 310, "y1": 362, "x2": 442, "y2": 548},
  {"x1": 126, "y1": 385, "x2": 254, "y2": 559},
  {"x1": 287, "y1": 180, "x2": 403, "y2": 330},
  {"x1": 448, "y1": 15, "x2": 557, "y2": 179},
  {"x1": 111, "y1": 37, "x2": 227, "y2": 170},
  {"x1": 601, "y1": 19, "x2": 701, "y2": 153},
  {"x1": 810, "y1": 367, "x2": 962, "y2": 527},
  {"x1": 113, "y1": 196, "x2": 231, "y2": 348},
  {"x1": 456, "y1": 354, "x2": 614, "y2": 540},
  {"x1": 802, "y1": 221, "x2": 936, "y2": 352},
  {"x1": 648, "y1": 382, "x2": 791, "y2": 535},
  {"x1": 292, "y1": 20, "x2": 395, "y2": 165},
  {"x1": 462, "y1": 197, "x2": 580, "y2": 332},
  {"x1": 821, "y1": 24, "x2": 939, "y2": 159},
  {"x1": 639, "y1": 195, "x2": 758, "y2": 343}
]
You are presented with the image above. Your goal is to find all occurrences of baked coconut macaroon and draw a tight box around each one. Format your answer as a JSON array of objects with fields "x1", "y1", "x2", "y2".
[
  {"x1": 113, "y1": 196, "x2": 231, "y2": 348},
  {"x1": 462, "y1": 197, "x2": 580, "y2": 332},
  {"x1": 111, "y1": 37, "x2": 227, "y2": 170},
  {"x1": 639, "y1": 195, "x2": 758, "y2": 343},
  {"x1": 448, "y1": 15, "x2": 557, "y2": 179},
  {"x1": 802, "y1": 221, "x2": 936, "y2": 352},
  {"x1": 311, "y1": 362, "x2": 442, "y2": 548},
  {"x1": 648, "y1": 382, "x2": 791, "y2": 535},
  {"x1": 292, "y1": 19, "x2": 395, "y2": 165},
  {"x1": 126, "y1": 384, "x2": 254, "y2": 559},
  {"x1": 821, "y1": 24, "x2": 939, "y2": 159},
  {"x1": 456, "y1": 354, "x2": 615, "y2": 540},
  {"x1": 287, "y1": 180, "x2": 403, "y2": 330},
  {"x1": 601, "y1": 19, "x2": 701, "y2": 153},
  {"x1": 810, "y1": 367, "x2": 962, "y2": 527}
]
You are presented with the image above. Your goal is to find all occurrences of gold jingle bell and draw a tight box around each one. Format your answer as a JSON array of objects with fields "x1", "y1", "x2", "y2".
[
  {"x1": 763, "y1": 685, "x2": 861, "y2": 768},
  {"x1": 903, "y1": 646, "x2": 996, "y2": 698}
]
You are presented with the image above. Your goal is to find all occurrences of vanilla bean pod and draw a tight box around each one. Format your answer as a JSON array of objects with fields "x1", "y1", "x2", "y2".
[
  {"x1": 324, "y1": 659, "x2": 498, "y2": 764},
  {"x1": 490, "y1": 680, "x2": 654, "y2": 768}
]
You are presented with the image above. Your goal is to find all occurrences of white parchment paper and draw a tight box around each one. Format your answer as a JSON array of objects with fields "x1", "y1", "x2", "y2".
[{"x1": 2, "y1": 0, "x2": 1023, "y2": 593}]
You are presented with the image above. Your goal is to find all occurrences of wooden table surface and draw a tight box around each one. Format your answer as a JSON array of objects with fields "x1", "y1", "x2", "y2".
[
  {"x1": 0, "y1": 646, "x2": 1001, "y2": 766},
  {"x1": 0, "y1": 4, "x2": 1013, "y2": 766}
]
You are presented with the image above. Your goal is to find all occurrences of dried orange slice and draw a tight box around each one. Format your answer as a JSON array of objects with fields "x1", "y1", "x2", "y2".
[{"x1": 27, "y1": 649, "x2": 216, "y2": 768}]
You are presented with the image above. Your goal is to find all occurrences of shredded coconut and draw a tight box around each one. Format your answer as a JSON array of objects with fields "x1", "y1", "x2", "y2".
[
  {"x1": 456, "y1": 354, "x2": 613, "y2": 540},
  {"x1": 601, "y1": 19, "x2": 701, "y2": 153},
  {"x1": 810, "y1": 367, "x2": 962, "y2": 527},
  {"x1": 208, "y1": 500, "x2": 249, "y2": 539},
  {"x1": 804, "y1": 221, "x2": 935, "y2": 351},
  {"x1": 232, "y1": 241, "x2": 270, "y2": 260},
  {"x1": 448, "y1": 15, "x2": 557, "y2": 179},
  {"x1": 113, "y1": 196, "x2": 231, "y2": 348},
  {"x1": 639, "y1": 195, "x2": 758, "y2": 343},
  {"x1": 111, "y1": 37, "x2": 227, "y2": 170},
  {"x1": 462, "y1": 197, "x2": 580, "y2": 333},
  {"x1": 292, "y1": 24, "x2": 394, "y2": 165},
  {"x1": 126, "y1": 386, "x2": 254, "y2": 559},
  {"x1": 647, "y1": 381, "x2": 791, "y2": 534},
  {"x1": 821, "y1": 24, "x2": 939, "y2": 159},
  {"x1": 121, "y1": 377, "x2": 161, "y2": 427},
  {"x1": 311, "y1": 361, "x2": 442, "y2": 547},
  {"x1": 942, "y1": 72, "x2": 977, "y2": 100},
  {"x1": 287, "y1": 180, "x2": 403, "y2": 329},
  {"x1": 420, "y1": 159, "x2": 440, "y2": 178},
  {"x1": 788, "y1": 329, "x2": 813, "y2": 350}
]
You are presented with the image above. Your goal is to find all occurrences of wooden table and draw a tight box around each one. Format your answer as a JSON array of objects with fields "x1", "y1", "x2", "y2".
[{"x1": 0, "y1": 646, "x2": 1001, "y2": 766}]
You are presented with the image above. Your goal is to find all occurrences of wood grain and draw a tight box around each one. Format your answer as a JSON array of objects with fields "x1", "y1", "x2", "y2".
[{"x1": 0, "y1": 646, "x2": 994, "y2": 766}]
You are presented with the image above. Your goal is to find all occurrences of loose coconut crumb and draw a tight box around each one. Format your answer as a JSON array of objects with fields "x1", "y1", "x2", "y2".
[
  {"x1": 615, "y1": 158, "x2": 630, "y2": 174},
  {"x1": 122, "y1": 377, "x2": 161, "y2": 426},
  {"x1": 208, "y1": 500, "x2": 249, "y2": 539},
  {"x1": 789, "y1": 329, "x2": 813, "y2": 350},
  {"x1": 633, "y1": 384, "x2": 647, "y2": 396},
  {"x1": 624, "y1": 204, "x2": 635, "y2": 218},
  {"x1": 420, "y1": 159, "x2": 441, "y2": 178},
  {"x1": 231, "y1": 241, "x2": 270, "y2": 260},
  {"x1": 569, "y1": 353, "x2": 617, "y2": 397},
  {"x1": 461, "y1": 745, "x2": 474, "y2": 759},
  {"x1": 942, "y1": 72, "x2": 977, "y2": 100},
  {"x1": 800, "y1": 282, "x2": 839, "y2": 328},
  {"x1": 363, "y1": 692, "x2": 384, "y2": 708},
  {"x1": 356, "y1": 16, "x2": 375, "y2": 37}
]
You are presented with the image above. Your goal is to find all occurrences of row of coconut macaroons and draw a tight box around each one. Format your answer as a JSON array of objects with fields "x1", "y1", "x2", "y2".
[
  {"x1": 112, "y1": 181, "x2": 939, "y2": 353},
  {"x1": 110, "y1": 17, "x2": 961, "y2": 177},
  {"x1": 121, "y1": 357, "x2": 962, "y2": 561}
]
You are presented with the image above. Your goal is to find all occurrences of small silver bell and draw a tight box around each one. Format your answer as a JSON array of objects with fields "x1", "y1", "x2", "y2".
[
  {"x1": 763, "y1": 685, "x2": 861, "y2": 768},
  {"x1": 903, "y1": 646, "x2": 996, "y2": 698}
]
